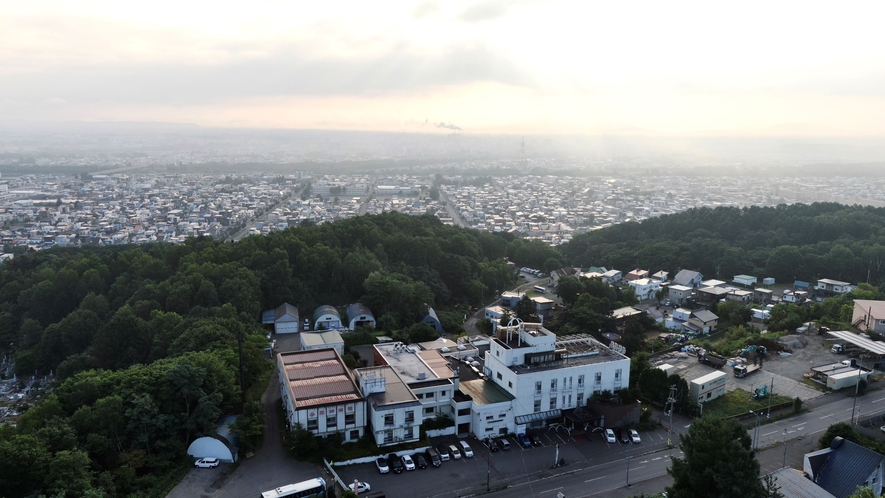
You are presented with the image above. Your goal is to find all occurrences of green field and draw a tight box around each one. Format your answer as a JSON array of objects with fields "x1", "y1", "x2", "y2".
[{"x1": 701, "y1": 389, "x2": 792, "y2": 419}]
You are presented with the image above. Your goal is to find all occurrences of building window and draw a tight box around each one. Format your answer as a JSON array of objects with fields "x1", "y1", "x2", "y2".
[
  {"x1": 345, "y1": 413, "x2": 355, "y2": 425},
  {"x1": 496, "y1": 350, "x2": 500, "y2": 357},
  {"x1": 425, "y1": 407, "x2": 435, "y2": 415},
  {"x1": 535, "y1": 381, "x2": 542, "y2": 393},
  {"x1": 350, "y1": 430, "x2": 360, "y2": 440},
  {"x1": 508, "y1": 381, "x2": 513, "y2": 388},
  {"x1": 440, "y1": 390, "x2": 448, "y2": 398},
  {"x1": 497, "y1": 372, "x2": 503, "y2": 380},
  {"x1": 499, "y1": 413, "x2": 505, "y2": 418},
  {"x1": 416, "y1": 393, "x2": 423, "y2": 399},
  {"x1": 485, "y1": 427, "x2": 495, "y2": 432},
  {"x1": 534, "y1": 399, "x2": 541, "y2": 412},
  {"x1": 577, "y1": 393, "x2": 584, "y2": 406},
  {"x1": 551, "y1": 379, "x2": 557, "y2": 392},
  {"x1": 615, "y1": 369, "x2": 622, "y2": 381},
  {"x1": 486, "y1": 415, "x2": 494, "y2": 421},
  {"x1": 405, "y1": 411, "x2": 414, "y2": 424},
  {"x1": 307, "y1": 419, "x2": 318, "y2": 431},
  {"x1": 384, "y1": 430, "x2": 393, "y2": 443},
  {"x1": 458, "y1": 408, "x2": 470, "y2": 416},
  {"x1": 594, "y1": 372, "x2": 602, "y2": 385},
  {"x1": 384, "y1": 414, "x2": 394, "y2": 426},
  {"x1": 425, "y1": 392, "x2": 434, "y2": 400},
  {"x1": 326, "y1": 415, "x2": 337, "y2": 428},
  {"x1": 568, "y1": 377, "x2": 573, "y2": 389},
  {"x1": 578, "y1": 375, "x2": 584, "y2": 386},
  {"x1": 550, "y1": 397, "x2": 557, "y2": 410},
  {"x1": 567, "y1": 394, "x2": 572, "y2": 406}
]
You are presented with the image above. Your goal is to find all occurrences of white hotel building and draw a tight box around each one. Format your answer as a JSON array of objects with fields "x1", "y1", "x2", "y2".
[{"x1": 483, "y1": 322, "x2": 631, "y2": 431}]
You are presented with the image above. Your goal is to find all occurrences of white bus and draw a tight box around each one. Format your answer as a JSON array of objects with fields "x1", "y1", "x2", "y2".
[
  {"x1": 260, "y1": 478, "x2": 326, "y2": 498},
  {"x1": 533, "y1": 285, "x2": 546, "y2": 294}
]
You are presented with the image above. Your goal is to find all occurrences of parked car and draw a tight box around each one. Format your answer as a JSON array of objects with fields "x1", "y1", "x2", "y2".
[
  {"x1": 401, "y1": 454, "x2": 416, "y2": 471},
  {"x1": 483, "y1": 437, "x2": 499, "y2": 452},
  {"x1": 531, "y1": 434, "x2": 542, "y2": 447},
  {"x1": 349, "y1": 482, "x2": 371, "y2": 493},
  {"x1": 375, "y1": 457, "x2": 390, "y2": 474},
  {"x1": 448, "y1": 444, "x2": 462, "y2": 460},
  {"x1": 388, "y1": 453, "x2": 404, "y2": 474},
  {"x1": 498, "y1": 437, "x2": 511, "y2": 450},
  {"x1": 459, "y1": 440, "x2": 474, "y2": 458},
  {"x1": 630, "y1": 429, "x2": 641, "y2": 444},
  {"x1": 517, "y1": 433, "x2": 531, "y2": 448},
  {"x1": 414, "y1": 453, "x2": 428, "y2": 469},
  {"x1": 436, "y1": 445, "x2": 450, "y2": 461},
  {"x1": 619, "y1": 429, "x2": 630, "y2": 444},
  {"x1": 605, "y1": 429, "x2": 616, "y2": 444},
  {"x1": 194, "y1": 458, "x2": 219, "y2": 468},
  {"x1": 425, "y1": 448, "x2": 442, "y2": 467}
]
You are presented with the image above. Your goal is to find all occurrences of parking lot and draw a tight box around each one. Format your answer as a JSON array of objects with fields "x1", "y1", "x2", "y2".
[
  {"x1": 652, "y1": 331, "x2": 843, "y2": 402},
  {"x1": 334, "y1": 426, "x2": 674, "y2": 497}
]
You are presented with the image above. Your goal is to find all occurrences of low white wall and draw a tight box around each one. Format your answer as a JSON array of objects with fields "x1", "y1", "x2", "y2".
[
  {"x1": 426, "y1": 427, "x2": 456, "y2": 438},
  {"x1": 332, "y1": 446, "x2": 431, "y2": 467}
]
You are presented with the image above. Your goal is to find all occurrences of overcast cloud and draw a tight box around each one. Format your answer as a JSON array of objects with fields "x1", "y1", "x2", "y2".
[{"x1": 1, "y1": 0, "x2": 884, "y2": 135}]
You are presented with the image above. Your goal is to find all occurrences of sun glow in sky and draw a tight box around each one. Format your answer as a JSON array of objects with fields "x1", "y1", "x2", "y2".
[{"x1": 2, "y1": 0, "x2": 885, "y2": 135}]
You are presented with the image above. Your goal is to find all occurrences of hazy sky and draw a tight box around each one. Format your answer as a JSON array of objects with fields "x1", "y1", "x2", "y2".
[{"x1": 3, "y1": 1, "x2": 885, "y2": 136}]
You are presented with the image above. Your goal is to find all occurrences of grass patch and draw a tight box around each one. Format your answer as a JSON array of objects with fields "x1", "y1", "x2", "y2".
[
  {"x1": 700, "y1": 389, "x2": 793, "y2": 419},
  {"x1": 800, "y1": 377, "x2": 829, "y2": 392}
]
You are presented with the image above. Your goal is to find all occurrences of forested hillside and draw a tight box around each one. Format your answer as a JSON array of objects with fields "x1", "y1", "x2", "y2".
[
  {"x1": 0, "y1": 213, "x2": 552, "y2": 498},
  {"x1": 561, "y1": 203, "x2": 885, "y2": 286}
]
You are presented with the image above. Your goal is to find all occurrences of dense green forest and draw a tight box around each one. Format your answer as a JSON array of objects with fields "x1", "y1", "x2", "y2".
[
  {"x1": 0, "y1": 213, "x2": 556, "y2": 498},
  {"x1": 561, "y1": 202, "x2": 885, "y2": 286}
]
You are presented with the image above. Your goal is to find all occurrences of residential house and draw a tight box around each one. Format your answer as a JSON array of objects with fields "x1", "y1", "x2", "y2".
[
  {"x1": 651, "y1": 270, "x2": 668, "y2": 282},
  {"x1": 725, "y1": 289, "x2": 752, "y2": 304},
  {"x1": 764, "y1": 468, "x2": 836, "y2": 498},
  {"x1": 733, "y1": 274, "x2": 757, "y2": 286},
  {"x1": 667, "y1": 284, "x2": 693, "y2": 306},
  {"x1": 665, "y1": 308, "x2": 718, "y2": 336},
  {"x1": 804, "y1": 436, "x2": 885, "y2": 498},
  {"x1": 753, "y1": 288, "x2": 774, "y2": 304},
  {"x1": 696, "y1": 286, "x2": 729, "y2": 305},
  {"x1": 700, "y1": 279, "x2": 727, "y2": 288},
  {"x1": 600, "y1": 269, "x2": 623, "y2": 285},
  {"x1": 851, "y1": 300, "x2": 885, "y2": 334},
  {"x1": 688, "y1": 310, "x2": 719, "y2": 334},
  {"x1": 815, "y1": 278, "x2": 853, "y2": 300},
  {"x1": 277, "y1": 349, "x2": 367, "y2": 443},
  {"x1": 671, "y1": 269, "x2": 703, "y2": 288},
  {"x1": 627, "y1": 278, "x2": 661, "y2": 301},
  {"x1": 624, "y1": 269, "x2": 649, "y2": 282}
]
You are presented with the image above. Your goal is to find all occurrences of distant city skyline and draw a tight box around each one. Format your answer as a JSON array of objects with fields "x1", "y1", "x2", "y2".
[{"x1": 3, "y1": 1, "x2": 885, "y2": 137}]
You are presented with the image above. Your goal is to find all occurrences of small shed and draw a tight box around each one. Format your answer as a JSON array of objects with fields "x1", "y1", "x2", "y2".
[
  {"x1": 421, "y1": 307, "x2": 444, "y2": 334},
  {"x1": 313, "y1": 305, "x2": 342, "y2": 330},
  {"x1": 274, "y1": 303, "x2": 300, "y2": 334},
  {"x1": 733, "y1": 275, "x2": 757, "y2": 286},
  {"x1": 345, "y1": 303, "x2": 376, "y2": 330},
  {"x1": 763, "y1": 277, "x2": 775, "y2": 286},
  {"x1": 300, "y1": 330, "x2": 345, "y2": 355},
  {"x1": 186, "y1": 415, "x2": 240, "y2": 463}
]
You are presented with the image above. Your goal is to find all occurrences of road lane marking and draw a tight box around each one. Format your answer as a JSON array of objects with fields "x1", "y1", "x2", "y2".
[
  {"x1": 630, "y1": 466, "x2": 646, "y2": 471},
  {"x1": 873, "y1": 397, "x2": 885, "y2": 403},
  {"x1": 585, "y1": 477, "x2": 605, "y2": 483},
  {"x1": 652, "y1": 457, "x2": 662, "y2": 461},
  {"x1": 541, "y1": 487, "x2": 563, "y2": 494},
  {"x1": 762, "y1": 431, "x2": 777, "y2": 436},
  {"x1": 792, "y1": 422, "x2": 806, "y2": 427},
  {"x1": 820, "y1": 414, "x2": 834, "y2": 419}
]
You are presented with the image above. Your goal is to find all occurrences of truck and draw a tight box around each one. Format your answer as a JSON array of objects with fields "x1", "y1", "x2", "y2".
[
  {"x1": 698, "y1": 350, "x2": 727, "y2": 369},
  {"x1": 733, "y1": 363, "x2": 761, "y2": 378},
  {"x1": 832, "y1": 343, "x2": 863, "y2": 355}
]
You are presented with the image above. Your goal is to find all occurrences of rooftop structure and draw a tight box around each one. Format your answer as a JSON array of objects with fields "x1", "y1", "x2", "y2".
[
  {"x1": 277, "y1": 349, "x2": 364, "y2": 409},
  {"x1": 373, "y1": 342, "x2": 455, "y2": 384},
  {"x1": 356, "y1": 366, "x2": 420, "y2": 410}
]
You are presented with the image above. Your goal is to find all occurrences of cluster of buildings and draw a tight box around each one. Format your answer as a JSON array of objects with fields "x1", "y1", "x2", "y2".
[{"x1": 277, "y1": 321, "x2": 631, "y2": 447}]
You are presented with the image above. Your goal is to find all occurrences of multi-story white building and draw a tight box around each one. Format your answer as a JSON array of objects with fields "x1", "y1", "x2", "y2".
[
  {"x1": 628, "y1": 278, "x2": 661, "y2": 300},
  {"x1": 483, "y1": 322, "x2": 631, "y2": 431},
  {"x1": 277, "y1": 349, "x2": 367, "y2": 443},
  {"x1": 356, "y1": 366, "x2": 422, "y2": 447},
  {"x1": 373, "y1": 342, "x2": 456, "y2": 420}
]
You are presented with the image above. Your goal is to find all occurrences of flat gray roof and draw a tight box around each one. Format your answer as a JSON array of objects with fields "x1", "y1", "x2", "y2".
[
  {"x1": 459, "y1": 378, "x2": 514, "y2": 406},
  {"x1": 828, "y1": 330, "x2": 885, "y2": 355}
]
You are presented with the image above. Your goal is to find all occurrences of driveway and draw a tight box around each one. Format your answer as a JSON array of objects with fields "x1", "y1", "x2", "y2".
[{"x1": 167, "y1": 333, "x2": 322, "y2": 498}]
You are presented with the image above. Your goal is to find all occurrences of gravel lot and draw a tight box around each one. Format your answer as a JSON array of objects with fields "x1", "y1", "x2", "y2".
[{"x1": 652, "y1": 331, "x2": 845, "y2": 401}]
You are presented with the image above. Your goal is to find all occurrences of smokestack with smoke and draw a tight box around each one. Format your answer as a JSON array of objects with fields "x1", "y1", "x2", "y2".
[{"x1": 436, "y1": 122, "x2": 462, "y2": 133}]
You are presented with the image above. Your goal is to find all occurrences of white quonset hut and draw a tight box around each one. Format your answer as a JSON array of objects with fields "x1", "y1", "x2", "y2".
[
  {"x1": 273, "y1": 303, "x2": 300, "y2": 334},
  {"x1": 312, "y1": 305, "x2": 342, "y2": 331},
  {"x1": 345, "y1": 303, "x2": 375, "y2": 330},
  {"x1": 690, "y1": 371, "x2": 726, "y2": 403},
  {"x1": 186, "y1": 415, "x2": 240, "y2": 463}
]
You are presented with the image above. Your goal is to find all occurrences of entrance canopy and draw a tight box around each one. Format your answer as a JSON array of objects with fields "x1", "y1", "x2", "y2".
[{"x1": 827, "y1": 330, "x2": 885, "y2": 355}]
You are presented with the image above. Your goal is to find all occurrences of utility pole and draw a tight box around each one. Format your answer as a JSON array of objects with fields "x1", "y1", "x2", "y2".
[
  {"x1": 666, "y1": 385, "x2": 677, "y2": 447},
  {"x1": 486, "y1": 449, "x2": 490, "y2": 492},
  {"x1": 750, "y1": 410, "x2": 762, "y2": 450},
  {"x1": 554, "y1": 443, "x2": 560, "y2": 467},
  {"x1": 625, "y1": 432, "x2": 632, "y2": 487},
  {"x1": 782, "y1": 429, "x2": 788, "y2": 469},
  {"x1": 852, "y1": 355, "x2": 865, "y2": 425}
]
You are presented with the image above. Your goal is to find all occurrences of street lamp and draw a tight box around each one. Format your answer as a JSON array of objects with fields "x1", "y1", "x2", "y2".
[
  {"x1": 625, "y1": 432, "x2": 632, "y2": 488},
  {"x1": 749, "y1": 410, "x2": 762, "y2": 450}
]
